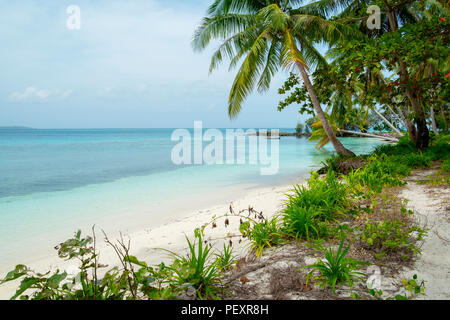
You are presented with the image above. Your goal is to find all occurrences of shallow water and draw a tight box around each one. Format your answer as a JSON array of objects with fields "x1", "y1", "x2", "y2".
[{"x1": 0, "y1": 128, "x2": 386, "y2": 269}]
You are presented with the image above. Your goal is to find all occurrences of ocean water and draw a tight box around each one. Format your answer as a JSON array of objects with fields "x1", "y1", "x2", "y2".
[{"x1": 0, "y1": 128, "x2": 386, "y2": 269}]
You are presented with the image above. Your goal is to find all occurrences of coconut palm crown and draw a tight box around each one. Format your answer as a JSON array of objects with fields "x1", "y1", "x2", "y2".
[{"x1": 192, "y1": 0, "x2": 357, "y2": 155}]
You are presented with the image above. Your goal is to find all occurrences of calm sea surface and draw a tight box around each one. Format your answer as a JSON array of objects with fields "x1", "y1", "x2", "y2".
[{"x1": 0, "y1": 128, "x2": 386, "y2": 269}]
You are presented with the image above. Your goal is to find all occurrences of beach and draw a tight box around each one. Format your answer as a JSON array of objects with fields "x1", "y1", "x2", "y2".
[
  {"x1": 0, "y1": 179, "x2": 299, "y2": 299},
  {"x1": 0, "y1": 130, "x2": 390, "y2": 299}
]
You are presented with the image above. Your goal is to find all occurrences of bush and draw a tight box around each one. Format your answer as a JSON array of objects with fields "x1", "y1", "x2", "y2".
[
  {"x1": 0, "y1": 230, "x2": 178, "y2": 300},
  {"x1": 284, "y1": 170, "x2": 349, "y2": 222},
  {"x1": 299, "y1": 238, "x2": 368, "y2": 294},
  {"x1": 357, "y1": 219, "x2": 427, "y2": 260},
  {"x1": 345, "y1": 155, "x2": 407, "y2": 193},
  {"x1": 373, "y1": 136, "x2": 416, "y2": 156},
  {"x1": 240, "y1": 216, "x2": 284, "y2": 257},
  {"x1": 425, "y1": 141, "x2": 450, "y2": 161},
  {"x1": 443, "y1": 160, "x2": 450, "y2": 172},
  {"x1": 166, "y1": 231, "x2": 223, "y2": 300},
  {"x1": 399, "y1": 153, "x2": 432, "y2": 169},
  {"x1": 282, "y1": 206, "x2": 329, "y2": 240}
]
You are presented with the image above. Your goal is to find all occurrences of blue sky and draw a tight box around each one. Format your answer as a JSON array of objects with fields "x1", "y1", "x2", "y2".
[{"x1": 0, "y1": 0, "x2": 305, "y2": 129}]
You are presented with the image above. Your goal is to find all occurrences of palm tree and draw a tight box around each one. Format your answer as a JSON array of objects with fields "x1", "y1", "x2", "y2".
[
  {"x1": 192, "y1": 0, "x2": 355, "y2": 156},
  {"x1": 300, "y1": 0, "x2": 445, "y2": 148}
]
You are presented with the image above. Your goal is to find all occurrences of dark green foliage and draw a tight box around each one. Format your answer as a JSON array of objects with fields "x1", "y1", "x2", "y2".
[
  {"x1": 443, "y1": 159, "x2": 450, "y2": 172},
  {"x1": 399, "y1": 153, "x2": 432, "y2": 169},
  {"x1": 424, "y1": 139, "x2": 450, "y2": 161},
  {"x1": 373, "y1": 137, "x2": 416, "y2": 157}
]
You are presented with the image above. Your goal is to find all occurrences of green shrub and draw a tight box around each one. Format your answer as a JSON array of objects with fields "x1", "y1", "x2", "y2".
[
  {"x1": 284, "y1": 170, "x2": 349, "y2": 221},
  {"x1": 0, "y1": 230, "x2": 177, "y2": 300},
  {"x1": 357, "y1": 219, "x2": 427, "y2": 260},
  {"x1": 299, "y1": 238, "x2": 369, "y2": 294},
  {"x1": 443, "y1": 160, "x2": 450, "y2": 172},
  {"x1": 403, "y1": 153, "x2": 432, "y2": 168},
  {"x1": 214, "y1": 242, "x2": 236, "y2": 272},
  {"x1": 425, "y1": 140, "x2": 450, "y2": 161},
  {"x1": 373, "y1": 136, "x2": 416, "y2": 156},
  {"x1": 346, "y1": 155, "x2": 407, "y2": 193},
  {"x1": 240, "y1": 216, "x2": 284, "y2": 257},
  {"x1": 282, "y1": 206, "x2": 329, "y2": 240},
  {"x1": 166, "y1": 230, "x2": 222, "y2": 299}
]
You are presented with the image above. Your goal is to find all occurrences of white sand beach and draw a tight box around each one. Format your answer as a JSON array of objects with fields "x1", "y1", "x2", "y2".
[
  {"x1": 0, "y1": 180, "x2": 298, "y2": 299},
  {"x1": 1, "y1": 166, "x2": 448, "y2": 300}
]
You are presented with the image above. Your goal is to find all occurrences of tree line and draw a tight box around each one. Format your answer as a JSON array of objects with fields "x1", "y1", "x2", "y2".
[{"x1": 193, "y1": 0, "x2": 449, "y2": 155}]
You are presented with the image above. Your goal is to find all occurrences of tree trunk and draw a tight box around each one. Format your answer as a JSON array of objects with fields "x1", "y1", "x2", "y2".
[
  {"x1": 386, "y1": 104, "x2": 407, "y2": 129},
  {"x1": 371, "y1": 107, "x2": 403, "y2": 136},
  {"x1": 296, "y1": 62, "x2": 355, "y2": 156},
  {"x1": 338, "y1": 129, "x2": 399, "y2": 142},
  {"x1": 384, "y1": 2, "x2": 429, "y2": 149},
  {"x1": 399, "y1": 103, "x2": 417, "y2": 142},
  {"x1": 430, "y1": 106, "x2": 439, "y2": 136},
  {"x1": 439, "y1": 103, "x2": 448, "y2": 131}
]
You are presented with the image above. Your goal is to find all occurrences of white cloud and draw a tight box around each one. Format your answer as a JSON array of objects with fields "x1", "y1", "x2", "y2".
[
  {"x1": 60, "y1": 89, "x2": 73, "y2": 99},
  {"x1": 9, "y1": 87, "x2": 52, "y2": 101},
  {"x1": 8, "y1": 87, "x2": 73, "y2": 102}
]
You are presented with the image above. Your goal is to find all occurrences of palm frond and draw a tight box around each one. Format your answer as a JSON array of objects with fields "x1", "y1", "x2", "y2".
[{"x1": 192, "y1": 14, "x2": 256, "y2": 51}]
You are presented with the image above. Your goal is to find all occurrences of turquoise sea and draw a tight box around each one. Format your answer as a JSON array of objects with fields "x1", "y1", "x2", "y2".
[{"x1": 0, "y1": 128, "x2": 386, "y2": 269}]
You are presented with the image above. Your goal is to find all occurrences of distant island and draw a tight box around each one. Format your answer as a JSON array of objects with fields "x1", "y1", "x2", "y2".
[{"x1": 0, "y1": 126, "x2": 34, "y2": 130}]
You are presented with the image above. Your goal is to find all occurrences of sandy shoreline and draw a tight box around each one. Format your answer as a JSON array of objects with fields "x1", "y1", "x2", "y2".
[{"x1": 0, "y1": 178, "x2": 301, "y2": 299}]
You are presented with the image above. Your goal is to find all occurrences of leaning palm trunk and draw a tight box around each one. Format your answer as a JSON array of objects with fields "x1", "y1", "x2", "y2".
[
  {"x1": 371, "y1": 107, "x2": 404, "y2": 137},
  {"x1": 386, "y1": 104, "x2": 407, "y2": 129},
  {"x1": 296, "y1": 62, "x2": 355, "y2": 156},
  {"x1": 338, "y1": 129, "x2": 399, "y2": 142}
]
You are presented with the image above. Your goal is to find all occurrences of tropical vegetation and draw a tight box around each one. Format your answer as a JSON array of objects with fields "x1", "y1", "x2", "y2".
[{"x1": 1, "y1": 0, "x2": 449, "y2": 301}]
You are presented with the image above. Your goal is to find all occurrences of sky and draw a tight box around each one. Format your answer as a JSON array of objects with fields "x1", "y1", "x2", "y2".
[{"x1": 0, "y1": 0, "x2": 305, "y2": 129}]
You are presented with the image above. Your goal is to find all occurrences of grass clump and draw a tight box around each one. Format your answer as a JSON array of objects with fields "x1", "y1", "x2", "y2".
[
  {"x1": 214, "y1": 242, "x2": 236, "y2": 272},
  {"x1": 285, "y1": 171, "x2": 348, "y2": 219},
  {"x1": 165, "y1": 230, "x2": 223, "y2": 300},
  {"x1": 345, "y1": 155, "x2": 409, "y2": 194},
  {"x1": 281, "y1": 206, "x2": 329, "y2": 240},
  {"x1": 240, "y1": 216, "x2": 284, "y2": 257},
  {"x1": 299, "y1": 238, "x2": 368, "y2": 295},
  {"x1": 372, "y1": 136, "x2": 416, "y2": 157},
  {"x1": 281, "y1": 170, "x2": 349, "y2": 240}
]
